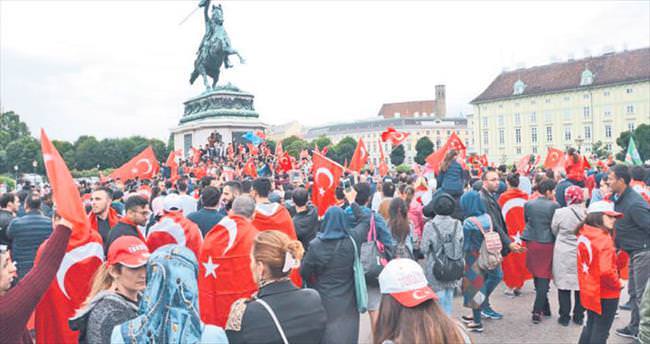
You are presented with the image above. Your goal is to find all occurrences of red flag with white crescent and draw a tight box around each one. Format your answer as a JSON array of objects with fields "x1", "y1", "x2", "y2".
[
  {"x1": 146, "y1": 212, "x2": 203, "y2": 257},
  {"x1": 349, "y1": 138, "x2": 369, "y2": 172},
  {"x1": 425, "y1": 132, "x2": 466, "y2": 174},
  {"x1": 381, "y1": 127, "x2": 410, "y2": 146},
  {"x1": 498, "y1": 188, "x2": 531, "y2": 289},
  {"x1": 378, "y1": 139, "x2": 388, "y2": 177},
  {"x1": 577, "y1": 233, "x2": 602, "y2": 314},
  {"x1": 275, "y1": 142, "x2": 284, "y2": 157},
  {"x1": 166, "y1": 150, "x2": 179, "y2": 182},
  {"x1": 199, "y1": 215, "x2": 259, "y2": 326},
  {"x1": 543, "y1": 147, "x2": 565, "y2": 170},
  {"x1": 311, "y1": 152, "x2": 345, "y2": 216},
  {"x1": 278, "y1": 152, "x2": 293, "y2": 173},
  {"x1": 36, "y1": 129, "x2": 104, "y2": 343},
  {"x1": 244, "y1": 158, "x2": 258, "y2": 178},
  {"x1": 109, "y1": 146, "x2": 159, "y2": 181}
]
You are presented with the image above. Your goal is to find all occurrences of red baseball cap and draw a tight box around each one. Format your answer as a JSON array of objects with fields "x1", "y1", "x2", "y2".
[
  {"x1": 378, "y1": 258, "x2": 438, "y2": 307},
  {"x1": 107, "y1": 236, "x2": 150, "y2": 268}
]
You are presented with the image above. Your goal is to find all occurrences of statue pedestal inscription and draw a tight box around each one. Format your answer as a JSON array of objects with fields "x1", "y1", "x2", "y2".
[{"x1": 172, "y1": 83, "x2": 266, "y2": 155}]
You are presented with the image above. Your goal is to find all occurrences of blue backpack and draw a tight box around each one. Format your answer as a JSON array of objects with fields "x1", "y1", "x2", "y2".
[{"x1": 115, "y1": 245, "x2": 203, "y2": 343}]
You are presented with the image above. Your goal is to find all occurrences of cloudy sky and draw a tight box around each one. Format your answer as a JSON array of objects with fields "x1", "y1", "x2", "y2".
[{"x1": 1, "y1": 1, "x2": 649, "y2": 142}]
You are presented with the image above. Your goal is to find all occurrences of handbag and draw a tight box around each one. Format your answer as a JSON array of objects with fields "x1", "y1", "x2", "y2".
[
  {"x1": 360, "y1": 213, "x2": 388, "y2": 285},
  {"x1": 349, "y1": 235, "x2": 368, "y2": 313}
]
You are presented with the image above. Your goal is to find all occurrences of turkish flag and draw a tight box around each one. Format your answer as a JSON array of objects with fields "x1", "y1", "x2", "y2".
[
  {"x1": 543, "y1": 147, "x2": 565, "y2": 170},
  {"x1": 252, "y1": 202, "x2": 303, "y2": 287},
  {"x1": 516, "y1": 154, "x2": 535, "y2": 174},
  {"x1": 311, "y1": 152, "x2": 345, "y2": 216},
  {"x1": 582, "y1": 155, "x2": 592, "y2": 170},
  {"x1": 278, "y1": 152, "x2": 293, "y2": 173},
  {"x1": 255, "y1": 130, "x2": 266, "y2": 140},
  {"x1": 146, "y1": 212, "x2": 203, "y2": 258},
  {"x1": 479, "y1": 154, "x2": 489, "y2": 167},
  {"x1": 378, "y1": 139, "x2": 388, "y2": 177},
  {"x1": 191, "y1": 147, "x2": 202, "y2": 165},
  {"x1": 36, "y1": 129, "x2": 104, "y2": 343},
  {"x1": 498, "y1": 188, "x2": 531, "y2": 289},
  {"x1": 227, "y1": 144, "x2": 235, "y2": 160},
  {"x1": 109, "y1": 146, "x2": 159, "y2": 181},
  {"x1": 247, "y1": 143, "x2": 259, "y2": 156},
  {"x1": 244, "y1": 158, "x2": 258, "y2": 177},
  {"x1": 199, "y1": 215, "x2": 259, "y2": 326},
  {"x1": 381, "y1": 127, "x2": 410, "y2": 146},
  {"x1": 166, "y1": 150, "x2": 179, "y2": 182},
  {"x1": 349, "y1": 138, "x2": 369, "y2": 172},
  {"x1": 425, "y1": 132, "x2": 466, "y2": 174},
  {"x1": 577, "y1": 233, "x2": 602, "y2": 314},
  {"x1": 275, "y1": 142, "x2": 284, "y2": 157}
]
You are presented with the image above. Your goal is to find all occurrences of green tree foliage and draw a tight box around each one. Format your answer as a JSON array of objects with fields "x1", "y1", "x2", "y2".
[
  {"x1": 282, "y1": 136, "x2": 309, "y2": 158},
  {"x1": 0, "y1": 111, "x2": 30, "y2": 147},
  {"x1": 390, "y1": 144, "x2": 405, "y2": 166},
  {"x1": 311, "y1": 136, "x2": 332, "y2": 152},
  {"x1": 266, "y1": 139, "x2": 277, "y2": 155},
  {"x1": 6, "y1": 136, "x2": 42, "y2": 173},
  {"x1": 414, "y1": 137, "x2": 434, "y2": 165},
  {"x1": 616, "y1": 124, "x2": 650, "y2": 162},
  {"x1": 333, "y1": 137, "x2": 357, "y2": 164},
  {"x1": 591, "y1": 141, "x2": 610, "y2": 159}
]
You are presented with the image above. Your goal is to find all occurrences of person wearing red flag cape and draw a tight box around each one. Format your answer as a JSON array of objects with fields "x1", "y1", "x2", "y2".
[
  {"x1": 199, "y1": 196, "x2": 259, "y2": 327},
  {"x1": 497, "y1": 173, "x2": 531, "y2": 296},
  {"x1": 250, "y1": 178, "x2": 302, "y2": 287},
  {"x1": 146, "y1": 194, "x2": 203, "y2": 258},
  {"x1": 565, "y1": 148, "x2": 586, "y2": 187},
  {"x1": 88, "y1": 187, "x2": 121, "y2": 244},
  {"x1": 576, "y1": 201, "x2": 623, "y2": 344}
]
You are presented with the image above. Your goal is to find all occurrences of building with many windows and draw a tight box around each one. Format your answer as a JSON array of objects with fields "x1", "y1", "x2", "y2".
[
  {"x1": 304, "y1": 85, "x2": 470, "y2": 165},
  {"x1": 470, "y1": 47, "x2": 650, "y2": 163}
]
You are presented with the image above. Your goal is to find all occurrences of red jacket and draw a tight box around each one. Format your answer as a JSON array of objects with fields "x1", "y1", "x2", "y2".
[
  {"x1": 578, "y1": 224, "x2": 621, "y2": 300},
  {"x1": 565, "y1": 156, "x2": 585, "y2": 182}
]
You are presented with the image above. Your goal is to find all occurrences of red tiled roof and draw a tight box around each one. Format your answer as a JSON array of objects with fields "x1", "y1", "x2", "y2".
[
  {"x1": 471, "y1": 47, "x2": 650, "y2": 104},
  {"x1": 377, "y1": 100, "x2": 436, "y2": 118}
]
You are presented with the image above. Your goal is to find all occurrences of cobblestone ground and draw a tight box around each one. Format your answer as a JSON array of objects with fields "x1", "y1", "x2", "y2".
[{"x1": 359, "y1": 279, "x2": 637, "y2": 344}]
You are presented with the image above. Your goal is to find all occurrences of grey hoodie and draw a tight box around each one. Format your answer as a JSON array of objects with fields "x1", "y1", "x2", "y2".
[{"x1": 69, "y1": 291, "x2": 138, "y2": 344}]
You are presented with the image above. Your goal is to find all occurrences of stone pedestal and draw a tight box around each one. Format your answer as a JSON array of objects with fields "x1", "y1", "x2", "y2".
[{"x1": 171, "y1": 83, "x2": 266, "y2": 156}]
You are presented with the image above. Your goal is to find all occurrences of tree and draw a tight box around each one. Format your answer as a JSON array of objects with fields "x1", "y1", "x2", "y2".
[
  {"x1": 311, "y1": 136, "x2": 332, "y2": 152},
  {"x1": 74, "y1": 136, "x2": 102, "y2": 170},
  {"x1": 266, "y1": 139, "x2": 276, "y2": 155},
  {"x1": 591, "y1": 141, "x2": 610, "y2": 159},
  {"x1": 616, "y1": 124, "x2": 650, "y2": 162},
  {"x1": 333, "y1": 137, "x2": 357, "y2": 164},
  {"x1": 414, "y1": 137, "x2": 434, "y2": 165},
  {"x1": 6, "y1": 136, "x2": 41, "y2": 173},
  {"x1": 390, "y1": 144, "x2": 405, "y2": 166},
  {"x1": 0, "y1": 111, "x2": 30, "y2": 148}
]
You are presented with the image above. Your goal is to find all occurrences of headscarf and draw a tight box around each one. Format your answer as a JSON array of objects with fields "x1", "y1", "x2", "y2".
[
  {"x1": 460, "y1": 190, "x2": 486, "y2": 218},
  {"x1": 565, "y1": 186, "x2": 584, "y2": 206},
  {"x1": 318, "y1": 206, "x2": 348, "y2": 240}
]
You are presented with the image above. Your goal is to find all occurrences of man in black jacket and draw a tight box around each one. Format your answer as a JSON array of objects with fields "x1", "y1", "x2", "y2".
[
  {"x1": 291, "y1": 188, "x2": 319, "y2": 251},
  {"x1": 0, "y1": 192, "x2": 18, "y2": 246},
  {"x1": 608, "y1": 165, "x2": 650, "y2": 340},
  {"x1": 104, "y1": 195, "x2": 149, "y2": 253},
  {"x1": 478, "y1": 170, "x2": 525, "y2": 320}
]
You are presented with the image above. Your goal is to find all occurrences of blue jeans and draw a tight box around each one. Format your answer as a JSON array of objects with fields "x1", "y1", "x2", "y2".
[
  {"x1": 481, "y1": 266, "x2": 503, "y2": 310},
  {"x1": 436, "y1": 288, "x2": 454, "y2": 315}
]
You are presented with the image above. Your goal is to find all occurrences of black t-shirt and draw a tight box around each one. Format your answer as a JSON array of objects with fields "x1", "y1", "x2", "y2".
[{"x1": 97, "y1": 217, "x2": 111, "y2": 244}]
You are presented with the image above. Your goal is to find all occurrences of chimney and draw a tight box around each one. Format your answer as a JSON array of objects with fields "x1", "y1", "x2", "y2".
[{"x1": 435, "y1": 85, "x2": 446, "y2": 118}]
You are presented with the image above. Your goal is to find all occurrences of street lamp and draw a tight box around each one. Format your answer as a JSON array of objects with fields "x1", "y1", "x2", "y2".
[
  {"x1": 574, "y1": 135, "x2": 584, "y2": 153},
  {"x1": 32, "y1": 160, "x2": 38, "y2": 174},
  {"x1": 14, "y1": 165, "x2": 18, "y2": 181}
]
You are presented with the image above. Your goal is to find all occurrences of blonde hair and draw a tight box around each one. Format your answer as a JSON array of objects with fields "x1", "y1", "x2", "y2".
[
  {"x1": 78, "y1": 263, "x2": 120, "y2": 309},
  {"x1": 253, "y1": 231, "x2": 304, "y2": 279}
]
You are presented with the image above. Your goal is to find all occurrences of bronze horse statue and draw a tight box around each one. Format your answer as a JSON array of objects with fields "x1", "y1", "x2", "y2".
[{"x1": 190, "y1": 0, "x2": 244, "y2": 91}]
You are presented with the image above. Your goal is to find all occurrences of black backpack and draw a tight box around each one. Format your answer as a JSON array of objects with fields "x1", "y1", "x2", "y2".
[{"x1": 431, "y1": 222, "x2": 464, "y2": 282}]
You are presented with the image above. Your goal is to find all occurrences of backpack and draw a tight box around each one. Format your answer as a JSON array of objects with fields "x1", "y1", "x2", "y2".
[
  {"x1": 115, "y1": 244, "x2": 203, "y2": 343},
  {"x1": 468, "y1": 216, "x2": 503, "y2": 271},
  {"x1": 431, "y1": 221, "x2": 464, "y2": 282}
]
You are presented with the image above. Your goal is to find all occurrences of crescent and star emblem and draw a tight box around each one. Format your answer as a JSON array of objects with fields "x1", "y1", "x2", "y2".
[
  {"x1": 412, "y1": 289, "x2": 430, "y2": 300},
  {"x1": 136, "y1": 158, "x2": 154, "y2": 174},
  {"x1": 57, "y1": 242, "x2": 104, "y2": 299},
  {"x1": 577, "y1": 235, "x2": 593, "y2": 273}
]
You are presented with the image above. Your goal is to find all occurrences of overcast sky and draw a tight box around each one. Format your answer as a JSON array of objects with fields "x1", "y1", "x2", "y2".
[{"x1": 1, "y1": 1, "x2": 649, "y2": 142}]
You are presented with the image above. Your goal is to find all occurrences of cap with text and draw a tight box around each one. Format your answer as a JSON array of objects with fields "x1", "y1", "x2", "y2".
[{"x1": 107, "y1": 236, "x2": 150, "y2": 268}]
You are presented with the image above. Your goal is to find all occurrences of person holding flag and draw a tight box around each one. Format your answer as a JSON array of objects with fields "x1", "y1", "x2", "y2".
[{"x1": 576, "y1": 201, "x2": 623, "y2": 344}]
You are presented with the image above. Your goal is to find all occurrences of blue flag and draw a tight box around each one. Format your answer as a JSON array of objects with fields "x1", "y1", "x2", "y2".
[{"x1": 242, "y1": 131, "x2": 264, "y2": 146}]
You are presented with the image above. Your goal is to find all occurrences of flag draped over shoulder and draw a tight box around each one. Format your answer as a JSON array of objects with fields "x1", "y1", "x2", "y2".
[
  {"x1": 146, "y1": 212, "x2": 203, "y2": 258},
  {"x1": 109, "y1": 146, "x2": 159, "y2": 181},
  {"x1": 36, "y1": 129, "x2": 104, "y2": 343},
  {"x1": 577, "y1": 233, "x2": 602, "y2": 314},
  {"x1": 498, "y1": 188, "x2": 531, "y2": 289}
]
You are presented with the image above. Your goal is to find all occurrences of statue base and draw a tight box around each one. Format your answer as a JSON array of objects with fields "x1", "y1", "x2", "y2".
[{"x1": 171, "y1": 83, "x2": 266, "y2": 156}]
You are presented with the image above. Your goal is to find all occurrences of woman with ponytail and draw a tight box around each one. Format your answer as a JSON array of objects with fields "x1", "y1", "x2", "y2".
[
  {"x1": 226, "y1": 230, "x2": 327, "y2": 344},
  {"x1": 69, "y1": 236, "x2": 149, "y2": 344}
]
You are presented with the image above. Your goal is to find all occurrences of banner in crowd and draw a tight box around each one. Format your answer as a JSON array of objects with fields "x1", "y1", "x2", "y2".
[
  {"x1": 381, "y1": 127, "x2": 409, "y2": 146},
  {"x1": 109, "y1": 145, "x2": 160, "y2": 181},
  {"x1": 311, "y1": 151, "x2": 345, "y2": 216},
  {"x1": 626, "y1": 137, "x2": 643, "y2": 165},
  {"x1": 348, "y1": 138, "x2": 369, "y2": 172}
]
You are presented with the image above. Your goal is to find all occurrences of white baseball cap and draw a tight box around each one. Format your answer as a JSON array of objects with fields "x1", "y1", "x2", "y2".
[
  {"x1": 163, "y1": 193, "x2": 182, "y2": 212},
  {"x1": 587, "y1": 200, "x2": 623, "y2": 218},
  {"x1": 378, "y1": 258, "x2": 438, "y2": 307}
]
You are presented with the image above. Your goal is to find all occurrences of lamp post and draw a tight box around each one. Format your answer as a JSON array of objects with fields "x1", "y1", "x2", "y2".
[
  {"x1": 574, "y1": 135, "x2": 584, "y2": 153},
  {"x1": 32, "y1": 160, "x2": 38, "y2": 174},
  {"x1": 14, "y1": 165, "x2": 18, "y2": 181}
]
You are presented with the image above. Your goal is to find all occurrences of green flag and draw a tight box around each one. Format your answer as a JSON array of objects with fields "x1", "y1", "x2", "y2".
[{"x1": 625, "y1": 137, "x2": 642, "y2": 166}]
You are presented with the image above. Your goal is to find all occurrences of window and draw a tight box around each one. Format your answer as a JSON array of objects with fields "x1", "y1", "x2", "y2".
[
  {"x1": 544, "y1": 112, "x2": 553, "y2": 123},
  {"x1": 483, "y1": 131, "x2": 489, "y2": 145},
  {"x1": 498, "y1": 115, "x2": 504, "y2": 127},
  {"x1": 532, "y1": 146, "x2": 538, "y2": 153},
  {"x1": 447, "y1": 130, "x2": 451, "y2": 135},
  {"x1": 606, "y1": 143, "x2": 612, "y2": 151},
  {"x1": 531, "y1": 127, "x2": 538, "y2": 143},
  {"x1": 626, "y1": 88, "x2": 633, "y2": 94},
  {"x1": 545, "y1": 98, "x2": 551, "y2": 104},
  {"x1": 499, "y1": 104, "x2": 503, "y2": 108},
  {"x1": 583, "y1": 106, "x2": 591, "y2": 120},
  {"x1": 583, "y1": 94, "x2": 590, "y2": 99},
  {"x1": 436, "y1": 130, "x2": 441, "y2": 135},
  {"x1": 546, "y1": 127, "x2": 553, "y2": 142},
  {"x1": 514, "y1": 113, "x2": 521, "y2": 126},
  {"x1": 628, "y1": 122, "x2": 635, "y2": 132},
  {"x1": 531, "y1": 100, "x2": 536, "y2": 105},
  {"x1": 481, "y1": 117, "x2": 487, "y2": 128},
  {"x1": 604, "y1": 106, "x2": 612, "y2": 117},
  {"x1": 516, "y1": 147, "x2": 522, "y2": 154},
  {"x1": 564, "y1": 96, "x2": 570, "y2": 101},
  {"x1": 605, "y1": 125, "x2": 612, "y2": 138},
  {"x1": 513, "y1": 80, "x2": 526, "y2": 95},
  {"x1": 515, "y1": 102, "x2": 520, "y2": 107},
  {"x1": 584, "y1": 126, "x2": 591, "y2": 140},
  {"x1": 626, "y1": 105, "x2": 635, "y2": 113},
  {"x1": 425, "y1": 130, "x2": 430, "y2": 135},
  {"x1": 499, "y1": 129, "x2": 505, "y2": 145},
  {"x1": 580, "y1": 69, "x2": 594, "y2": 86},
  {"x1": 563, "y1": 110, "x2": 571, "y2": 121},
  {"x1": 564, "y1": 127, "x2": 572, "y2": 141},
  {"x1": 604, "y1": 91, "x2": 610, "y2": 97},
  {"x1": 515, "y1": 128, "x2": 521, "y2": 144},
  {"x1": 530, "y1": 112, "x2": 537, "y2": 123}
]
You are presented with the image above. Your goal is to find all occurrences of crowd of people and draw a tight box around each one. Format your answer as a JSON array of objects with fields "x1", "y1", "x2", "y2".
[{"x1": 1, "y1": 140, "x2": 650, "y2": 344}]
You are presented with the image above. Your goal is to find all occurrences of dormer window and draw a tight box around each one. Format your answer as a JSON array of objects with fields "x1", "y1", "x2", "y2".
[
  {"x1": 513, "y1": 79, "x2": 526, "y2": 95},
  {"x1": 580, "y1": 68, "x2": 594, "y2": 86}
]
